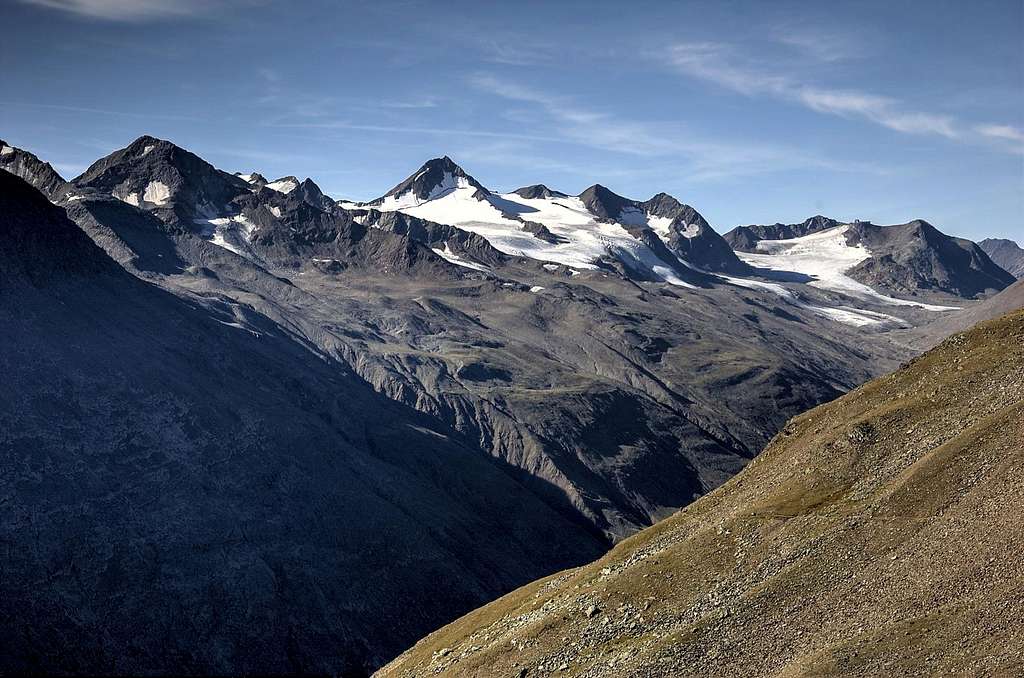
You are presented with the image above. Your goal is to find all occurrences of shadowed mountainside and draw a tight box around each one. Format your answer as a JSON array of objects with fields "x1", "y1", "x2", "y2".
[{"x1": 0, "y1": 169, "x2": 607, "y2": 676}]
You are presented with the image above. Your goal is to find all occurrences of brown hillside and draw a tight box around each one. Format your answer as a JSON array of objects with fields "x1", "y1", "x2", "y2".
[{"x1": 380, "y1": 310, "x2": 1024, "y2": 677}]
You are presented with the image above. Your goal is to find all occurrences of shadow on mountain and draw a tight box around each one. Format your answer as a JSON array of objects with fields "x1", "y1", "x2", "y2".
[
  {"x1": 0, "y1": 169, "x2": 607, "y2": 677},
  {"x1": 745, "y1": 265, "x2": 816, "y2": 284}
]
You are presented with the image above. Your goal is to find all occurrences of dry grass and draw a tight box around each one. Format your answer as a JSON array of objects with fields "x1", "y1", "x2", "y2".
[{"x1": 379, "y1": 310, "x2": 1024, "y2": 677}]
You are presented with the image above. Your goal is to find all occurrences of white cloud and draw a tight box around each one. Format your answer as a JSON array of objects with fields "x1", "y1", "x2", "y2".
[
  {"x1": 773, "y1": 26, "x2": 868, "y2": 63},
  {"x1": 16, "y1": 0, "x2": 242, "y2": 21},
  {"x1": 665, "y1": 42, "x2": 958, "y2": 139},
  {"x1": 975, "y1": 124, "x2": 1024, "y2": 154},
  {"x1": 467, "y1": 74, "x2": 885, "y2": 181},
  {"x1": 976, "y1": 124, "x2": 1024, "y2": 143}
]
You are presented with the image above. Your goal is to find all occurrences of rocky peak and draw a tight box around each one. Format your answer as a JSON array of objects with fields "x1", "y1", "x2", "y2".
[
  {"x1": 0, "y1": 139, "x2": 68, "y2": 200},
  {"x1": 512, "y1": 184, "x2": 568, "y2": 200},
  {"x1": 577, "y1": 183, "x2": 633, "y2": 222},
  {"x1": 73, "y1": 135, "x2": 250, "y2": 218},
  {"x1": 266, "y1": 176, "x2": 300, "y2": 194},
  {"x1": 236, "y1": 172, "x2": 269, "y2": 188},
  {"x1": 377, "y1": 156, "x2": 489, "y2": 204}
]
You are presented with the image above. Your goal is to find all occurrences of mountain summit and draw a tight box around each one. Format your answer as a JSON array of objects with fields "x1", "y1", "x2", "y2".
[
  {"x1": 0, "y1": 139, "x2": 67, "y2": 200},
  {"x1": 73, "y1": 135, "x2": 251, "y2": 222},
  {"x1": 374, "y1": 156, "x2": 489, "y2": 205},
  {"x1": 979, "y1": 238, "x2": 1024, "y2": 279}
]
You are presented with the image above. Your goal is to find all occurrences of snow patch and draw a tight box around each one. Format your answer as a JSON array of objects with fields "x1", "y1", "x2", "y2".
[
  {"x1": 542, "y1": 263, "x2": 560, "y2": 271},
  {"x1": 680, "y1": 223, "x2": 701, "y2": 238},
  {"x1": 737, "y1": 226, "x2": 958, "y2": 311},
  {"x1": 267, "y1": 177, "x2": 299, "y2": 194},
  {"x1": 119, "y1": 192, "x2": 140, "y2": 206},
  {"x1": 141, "y1": 145, "x2": 155, "y2": 157},
  {"x1": 647, "y1": 215, "x2": 674, "y2": 239},
  {"x1": 0, "y1": 145, "x2": 14, "y2": 156},
  {"x1": 374, "y1": 187, "x2": 697, "y2": 288},
  {"x1": 380, "y1": 172, "x2": 475, "y2": 210},
  {"x1": 431, "y1": 245, "x2": 490, "y2": 272},
  {"x1": 529, "y1": 286, "x2": 545, "y2": 293},
  {"x1": 143, "y1": 181, "x2": 171, "y2": 205},
  {"x1": 197, "y1": 214, "x2": 259, "y2": 259},
  {"x1": 269, "y1": 206, "x2": 282, "y2": 218},
  {"x1": 807, "y1": 305, "x2": 906, "y2": 327}
]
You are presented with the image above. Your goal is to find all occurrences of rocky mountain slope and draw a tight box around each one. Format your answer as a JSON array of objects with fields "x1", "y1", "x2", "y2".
[
  {"x1": 380, "y1": 308, "x2": 1024, "y2": 677},
  {"x1": 907, "y1": 279, "x2": 1024, "y2": 349},
  {"x1": 980, "y1": 237, "x2": 1024, "y2": 278},
  {"x1": 0, "y1": 138, "x2": 67, "y2": 200},
  {"x1": 725, "y1": 218, "x2": 1014, "y2": 301},
  {"x1": 723, "y1": 215, "x2": 840, "y2": 251},
  {"x1": 0, "y1": 169, "x2": 608, "y2": 676}
]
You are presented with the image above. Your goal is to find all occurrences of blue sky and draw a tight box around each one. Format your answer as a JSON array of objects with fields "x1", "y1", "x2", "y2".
[{"x1": 2, "y1": 0, "x2": 1022, "y2": 239}]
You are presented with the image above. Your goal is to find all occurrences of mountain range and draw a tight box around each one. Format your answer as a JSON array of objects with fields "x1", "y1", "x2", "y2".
[{"x1": 0, "y1": 133, "x2": 1019, "y2": 675}]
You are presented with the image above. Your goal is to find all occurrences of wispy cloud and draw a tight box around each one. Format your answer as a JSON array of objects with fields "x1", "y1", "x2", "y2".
[
  {"x1": 377, "y1": 97, "x2": 440, "y2": 110},
  {"x1": 976, "y1": 123, "x2": 1024, "y2": 154},
  {"x1": 976, "y1": 124, "x2": 1024, "y2": 143},
  {"x1": 665, "y1": 42, "x2": 958, "y2": 139},
  {"x1": 468, "y1": 74, "x2": 885, "y2": 181},
  {"x1": 772, "y1": 25, "x2": 869, "y2": 63},
  {"x1": 0, "y1": 100, "x2": 203, "y2": 121},
  {"x1": 15, "y1": 0, "x2": 245, "y2": 21},
  {"x1": 267, "y1": 119, "x2": 566, "y2": 145}
]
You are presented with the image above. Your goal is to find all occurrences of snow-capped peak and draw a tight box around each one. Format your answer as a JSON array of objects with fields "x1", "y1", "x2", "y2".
[
  {"x1": 236, "y1": 172, "x2": 269, "y2": 188},
  {"x1": 266, "y1": 176, "x2": 300, "y2": 194},
  {"x1": 373, "y1": 156, "x2": 489, "y2": 208}
]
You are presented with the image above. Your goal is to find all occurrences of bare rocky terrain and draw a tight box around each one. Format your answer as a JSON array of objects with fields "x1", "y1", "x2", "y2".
[
  {"x1": 381, "y1": 309, "x2": 1024, "y2": 677},
  {"x1": 980, "y1": 237, "x2": 1024, "y2": 279}
]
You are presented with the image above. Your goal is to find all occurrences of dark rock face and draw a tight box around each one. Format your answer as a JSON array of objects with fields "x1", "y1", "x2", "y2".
[
  {"x1": 513, "y1": 184, "x2": 569, "y2": 200},
  {"x1": 641, "y1": 196, "x2": 750, "y2": 275},
  {"x1": 357, "y1": 208, "x2": 508, "y2": 266},
  {"x1": 0, "y1": 170, "x2": 113, "y2": 282},
  {"x1": 0, "y1": 170, "x2": 605, "y2": 677},
  {"x1": 578, "y1": 184, "x2": 634, "y2": 222},
  {"x1": 724, "y1": 215, "x2": 841, "y2": 252},
  {"x1": 845, "y1": 220, "x2": 1015, "y2": 298},
  {"x1": 73, "y1": 135, "x2": 252, "y2": 227},
  {"x1": 578, "y1": 185, "x2": 749, "y2": 275},
  {"x1": 295, "y1": 177, "x2": 337, "y2": 211},
  {"x1": 979, "y1": 238, "x2": 1024, "y2": 278},
  {"x1": 373, "y1": 156, "x2": 489, "y2": 204},
  {"x1": 0, "y1": 139, "x2": 68, "y2": 200}
]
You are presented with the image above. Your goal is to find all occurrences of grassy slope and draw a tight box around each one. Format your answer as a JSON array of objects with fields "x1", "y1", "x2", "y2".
[{"x1": 380, "y1": 310, "x2": 1024, "y2": 677}]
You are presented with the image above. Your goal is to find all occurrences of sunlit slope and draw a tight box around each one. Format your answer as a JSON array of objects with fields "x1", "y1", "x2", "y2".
[{"x1": 380, "y1": 309, "x2": 1024, "y2": 677}]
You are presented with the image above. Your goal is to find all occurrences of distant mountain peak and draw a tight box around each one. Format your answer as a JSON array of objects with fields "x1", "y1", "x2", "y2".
[
  {"x1": 577, "y1": 183, "x2": 631, "y2": 221},
  {"x1": 979, "y1": 238, "x2": 1024, "y2": 279},
  {"x1": 73, "y1": 135, "x2": 250, "y2": 219},
  {"x1": 377, "y1": 156, "x2": 488, "y2": 205},
  {"x1": 266, "y1": 176, "x2": 300, "y2": 194},
  {"x1": 512, "y1": 184, "x2": 568, "y2": 200},
  {"x1": 0, "y1": 139, "x2": 68, "y2": 200},
  {"x1": 236, "y1": 171, "x2": 269, "y2": 187}
]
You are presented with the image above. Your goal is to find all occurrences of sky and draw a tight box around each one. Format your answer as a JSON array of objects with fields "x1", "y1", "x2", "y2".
[{"x1": 2, "y1": 0, "x2": 1022, "y2": 240}]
